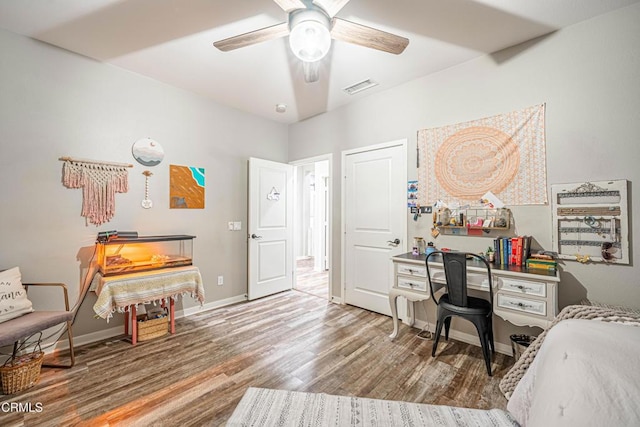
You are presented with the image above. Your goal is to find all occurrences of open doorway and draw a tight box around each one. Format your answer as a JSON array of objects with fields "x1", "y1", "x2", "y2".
[{"x1": 292, "y1": 155, "x2": 331, "y2": 300}]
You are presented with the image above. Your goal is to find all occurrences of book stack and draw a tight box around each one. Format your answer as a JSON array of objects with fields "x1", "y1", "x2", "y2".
[
  {"x1": 492, "y1": 236, "x2": 532, "y2": 267},
  {"x1": 525, "y1": 256, "x2": 558, "y2": 271}
]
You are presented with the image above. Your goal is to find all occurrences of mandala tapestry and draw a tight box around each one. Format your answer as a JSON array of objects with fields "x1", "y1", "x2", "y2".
[{"x1": 417, "y1": 104, "x2": 547, "y2": 205}]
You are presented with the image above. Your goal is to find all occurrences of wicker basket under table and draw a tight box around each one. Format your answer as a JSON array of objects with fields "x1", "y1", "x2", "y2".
[
  {"x1": 0, "y1": 351, "x2": 44, "y2": 395},
  {"x1": 137, "y1": 316, "x2": 169, "y2": 342}
]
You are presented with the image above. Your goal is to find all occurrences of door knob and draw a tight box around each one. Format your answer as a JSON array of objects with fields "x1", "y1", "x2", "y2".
[
  {"x1": 387, "y1": 238, "x2": 400, "y2": 246},
  {"x1": 250, "y1": 233, "x2": 263, "y2": 240}
]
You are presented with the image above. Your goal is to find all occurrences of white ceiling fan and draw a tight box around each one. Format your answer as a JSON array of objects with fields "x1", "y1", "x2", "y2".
[{"x1": 213, "y1": 0, "x2": 409, "y2": 83}]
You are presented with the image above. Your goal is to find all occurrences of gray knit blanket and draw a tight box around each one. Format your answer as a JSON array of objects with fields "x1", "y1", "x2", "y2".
[{"x1": 499, "y1": 303, "x2": 640, "y2": 398}]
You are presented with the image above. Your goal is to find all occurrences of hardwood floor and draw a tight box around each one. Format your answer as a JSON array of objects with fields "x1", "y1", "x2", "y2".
[
  {"x1": 1, "y1": 291, "x2": 514, "y2": 426},
  {"x1": 294, "y1": 257, "x2": 328, "y2": 300}
]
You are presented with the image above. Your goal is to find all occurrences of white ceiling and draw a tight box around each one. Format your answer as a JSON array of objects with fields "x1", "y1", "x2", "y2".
[{"x1": 1, "y1": 0, "x2": 638, "y2": 124}]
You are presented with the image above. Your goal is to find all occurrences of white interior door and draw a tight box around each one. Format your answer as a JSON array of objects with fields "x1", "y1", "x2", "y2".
[
  {"x1": 248, "y1": 157, "x2": 293, "y2": 300},
  {"x1": 321, "y1": 175, "x2": 329, "y2": 271},
  {"x1": 343, "y1": 140, "x2": 407, "y2": 315},
  {"x1": 313, "y1": 161, "x2": 329, "y2": 272}
]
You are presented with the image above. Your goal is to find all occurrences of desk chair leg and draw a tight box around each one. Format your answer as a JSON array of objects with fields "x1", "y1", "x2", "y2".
[
  {"x1": 444, "y1": 317, "x2": 452, "y2": 341},
  {"x1": 431, "y1": 316, "x2": 447, "y2": 357},
  {"x1": 488, "y1": 320, "x2": 495, "y2": 355},
  {"x1": 472, "y1": 321, "x2": 493, "y2": 376},
  {"x1": 481, "y1": 336, "x2": 493, "y2": 377}
]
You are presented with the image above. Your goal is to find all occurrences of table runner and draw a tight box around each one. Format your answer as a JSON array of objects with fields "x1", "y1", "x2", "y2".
[{"x1": 92, "y1": 266, "x2": 204, "y2": 320}]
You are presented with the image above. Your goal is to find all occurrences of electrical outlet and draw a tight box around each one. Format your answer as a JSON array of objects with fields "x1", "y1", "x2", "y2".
[{"x1": 217, "y1": 275, "x2": 223, "y2": 286}]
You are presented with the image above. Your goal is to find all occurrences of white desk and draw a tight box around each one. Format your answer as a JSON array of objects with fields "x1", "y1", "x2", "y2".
[{"x1": 389, "y1": 253, "x2": 559, "y2": 339}]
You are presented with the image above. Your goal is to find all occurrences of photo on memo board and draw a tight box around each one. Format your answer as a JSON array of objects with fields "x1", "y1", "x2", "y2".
[
  {"x1": 170, "y1": 164, "x2": 205, "y2": 209},
  {"x1": 407, "y1": 180, "x2": 418, "y2": 207}
]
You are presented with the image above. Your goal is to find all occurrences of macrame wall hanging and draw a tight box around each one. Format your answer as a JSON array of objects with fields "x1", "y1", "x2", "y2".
[{"x1": 60, "y1": 157, "x2": 132, "y2": 226}]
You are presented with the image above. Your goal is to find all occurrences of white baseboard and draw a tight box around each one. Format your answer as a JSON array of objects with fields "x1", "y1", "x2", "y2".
[
  {"x1": 180, "y1": 294, "x2": 247, "y2": 317},
  {"x1": 39, "y1": 325, "x2": 124, "y2": 356},
  {"x1": 45, "y1": 294, "x2": 249, "y2": 355},
  {"x1": 412, "y1": 319, "x2": 512, "y2": 356},
  {"x1": 72, "y1": 325, "x2": 124, "y2": 349}
]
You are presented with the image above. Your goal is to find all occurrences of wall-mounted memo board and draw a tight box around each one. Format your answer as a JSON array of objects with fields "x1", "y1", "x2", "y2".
[{"x1": 551, "y1": 179, "x2": 629, "y2": 264}]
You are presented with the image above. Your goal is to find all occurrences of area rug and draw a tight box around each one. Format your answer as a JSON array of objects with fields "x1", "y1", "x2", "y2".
[{"x1": 227, "y1": 387, "x2": 519, "y2": 426}]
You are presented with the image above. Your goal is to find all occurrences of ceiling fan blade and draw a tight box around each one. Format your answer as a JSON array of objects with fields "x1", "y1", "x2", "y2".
[
  {"x1": 214, "y1": 22, "x2": 289, "y2": 52},
  {"x1": 313, "y1": 0, "x2": 351, "y2": 17},
  {"x1": 303, "y1": 61, "x2": 320, "y2": 83},
  {"x1": 273, "y1": 0, "x2": 306, "y2": 13},
  {"x1": 331, "y1": 18, "x2": 409, "y2": 55}
]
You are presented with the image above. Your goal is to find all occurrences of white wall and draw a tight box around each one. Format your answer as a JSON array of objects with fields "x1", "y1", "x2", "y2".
[
  {"x1": 288, "y1": 5, "x2": 640, "y2": 341},
  {"x1": 0, "y1": 29, "x2": 288, "y2": 339}
]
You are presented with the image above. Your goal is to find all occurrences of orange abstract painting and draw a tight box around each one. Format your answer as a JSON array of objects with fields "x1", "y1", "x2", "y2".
[{"x1": 170, "y1": 165, "x2": 205, "y2": 209}]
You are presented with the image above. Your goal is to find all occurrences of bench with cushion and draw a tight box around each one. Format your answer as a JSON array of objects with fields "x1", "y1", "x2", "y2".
[{"x1": 0, "y1": 267, "x2": 75, "y2": 368}]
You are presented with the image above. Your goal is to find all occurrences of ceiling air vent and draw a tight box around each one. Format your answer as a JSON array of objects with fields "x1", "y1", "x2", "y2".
[{"x1": 343, "y1": 79, "x2": 378, "y2": 95}]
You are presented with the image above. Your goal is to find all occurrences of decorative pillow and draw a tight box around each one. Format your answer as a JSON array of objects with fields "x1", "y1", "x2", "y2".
[{"x1": 0, "y1": 267, "x2": 33, "y2": 323}]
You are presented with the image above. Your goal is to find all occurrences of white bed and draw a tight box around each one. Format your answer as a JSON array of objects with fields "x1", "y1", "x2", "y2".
[{"x1": 507, "y1": 319, "x2": 640, "y2": 426}]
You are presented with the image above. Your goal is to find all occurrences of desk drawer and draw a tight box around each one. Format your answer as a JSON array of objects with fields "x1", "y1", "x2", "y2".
[
  {"x1": 430, "y1": 270, "x2": 491, "y2": 291},
  {"x1": 497, "y1": 294, "x2": 546, "y2": 317},
  {"x1": 500, "y1": 278, "x2": 546, "y2": 297},
  {"x1": 397, "y1": 276, "x2": 427, "y2": 292},
  {"x1": 397, "y1": 264, "x2": 427, "y2": 277}
]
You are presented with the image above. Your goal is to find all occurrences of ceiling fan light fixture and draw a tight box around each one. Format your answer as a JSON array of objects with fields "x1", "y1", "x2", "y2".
[{"x1": 289, "y1": 8, "x2": 331, "y2": 62}]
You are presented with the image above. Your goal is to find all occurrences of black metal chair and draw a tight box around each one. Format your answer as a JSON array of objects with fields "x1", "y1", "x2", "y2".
[{"x1": 426, "y1": 251, "x2": 494, "y2": 376}]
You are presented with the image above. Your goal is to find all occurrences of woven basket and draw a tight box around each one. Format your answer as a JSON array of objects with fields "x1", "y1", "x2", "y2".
[
  {"x1": 0, "y1": 351, "x2": 44, "y2": 395},
  {"x1": 137, "y1": 316, "x2": 169, "y2": 342}
]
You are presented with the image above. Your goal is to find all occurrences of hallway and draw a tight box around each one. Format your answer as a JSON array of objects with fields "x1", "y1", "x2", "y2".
[{"x1": 294, "y1": 257, "x2": 328, "y2": 300}]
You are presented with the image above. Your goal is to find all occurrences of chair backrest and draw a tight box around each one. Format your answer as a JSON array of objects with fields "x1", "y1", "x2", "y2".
[{"x1": 425, "y1": 251, "x2": 493, "y2": 307}]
